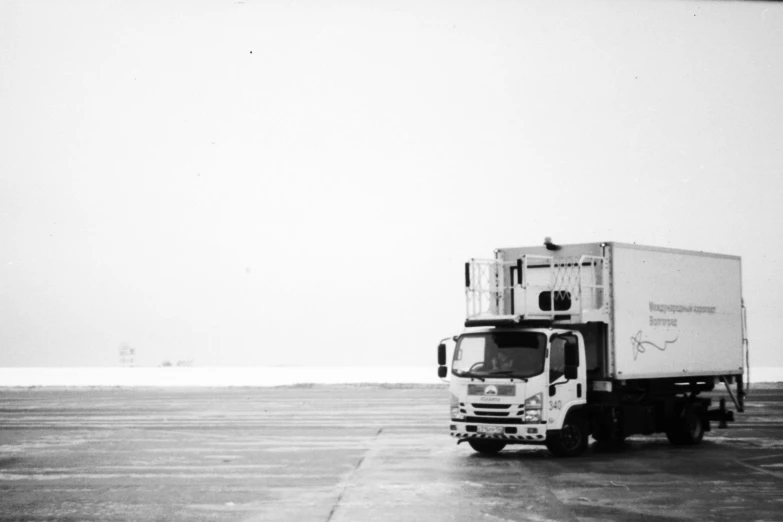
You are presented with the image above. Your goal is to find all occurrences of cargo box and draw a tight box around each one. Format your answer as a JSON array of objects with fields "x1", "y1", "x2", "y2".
[{"x1": 465, "y1": 242, "x2": 745, "y2": 381}]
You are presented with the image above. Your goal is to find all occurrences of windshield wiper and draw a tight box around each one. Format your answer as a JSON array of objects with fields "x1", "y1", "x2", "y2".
[{"x1": 488, "y1": 370, "x2": 529, "y2": 382}]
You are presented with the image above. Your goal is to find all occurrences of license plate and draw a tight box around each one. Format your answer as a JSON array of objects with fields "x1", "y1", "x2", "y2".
[{"x1": 477, "y1": 425, "x2": 504, "y2": 435}]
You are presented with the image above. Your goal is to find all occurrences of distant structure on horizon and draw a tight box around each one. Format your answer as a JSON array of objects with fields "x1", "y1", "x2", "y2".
[
  {"x1": 160, "y1": 360, "x2": 195, "y2": 367},
  {"x1": 118, "y1": 344, "x2": 135, "y2": 367}
]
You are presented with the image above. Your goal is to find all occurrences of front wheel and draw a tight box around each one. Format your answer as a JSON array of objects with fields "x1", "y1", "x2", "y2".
[
  {"x1": 468, "y1": 439, "x2": 506, "y2": 455},
  {"x1": 547, "y1": 414, "x2": 588, "y2": 457}
]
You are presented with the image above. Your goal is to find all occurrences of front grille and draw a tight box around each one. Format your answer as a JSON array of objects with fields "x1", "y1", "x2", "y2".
[
  {"x1": 465, "y1": 416, "x2": 523, "y2": 425},
  {"x1": 467, "y1": 384, "x2": 515, "y2": 396},
  {"x1": 470, "y1": 403, "x2": 511, "y2": 409},
  {"x1": 471, "y1": 411, "x2": 509, "y2": 417}
]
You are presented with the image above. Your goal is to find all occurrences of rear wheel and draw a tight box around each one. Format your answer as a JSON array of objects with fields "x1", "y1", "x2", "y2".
[
  {"x1": 468, "y1": 439, "x2": 506, "y2": 454},
  {"x1": 546, "y1": 414, "x2": 588, "y2": 457},
  {"x1": 666, "y1": 406, "x2": 704, "y2": 446}
]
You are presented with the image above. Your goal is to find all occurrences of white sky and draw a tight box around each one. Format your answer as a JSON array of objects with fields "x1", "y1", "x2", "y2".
[{"x1": 1, "y1": 0, "x2": 782, "y2": 368}]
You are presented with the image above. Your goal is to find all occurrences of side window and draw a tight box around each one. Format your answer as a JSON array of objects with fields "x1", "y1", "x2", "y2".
[
  {"x1": 539, "y1": 292, "x2": 572, "y2": 311},
  {"x1": 550, "y1": 335, "x2": 578, "y2": 382},
  {"x1": 549, "y1": 338, "x2": 566, "y2": 382}
]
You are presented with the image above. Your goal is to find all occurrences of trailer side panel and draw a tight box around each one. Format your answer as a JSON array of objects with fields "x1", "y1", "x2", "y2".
[{"x1": 611, "y1": 244, "x2": 743, "y2": 380}]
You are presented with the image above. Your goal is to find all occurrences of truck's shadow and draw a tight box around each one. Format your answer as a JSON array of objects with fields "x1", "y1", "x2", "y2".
[{"x1": 468, "y1": 437, "x2": 727, "y2": 462}]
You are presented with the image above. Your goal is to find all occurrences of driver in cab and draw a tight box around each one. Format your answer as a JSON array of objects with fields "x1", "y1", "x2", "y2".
[{"x1": 492, "y1": 351, "x2": 513, "y2": 371}]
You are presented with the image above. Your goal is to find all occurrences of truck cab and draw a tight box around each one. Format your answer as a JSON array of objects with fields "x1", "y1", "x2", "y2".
[{"x1": 447, "y1": 327, "x2": 588, "y2": 456}]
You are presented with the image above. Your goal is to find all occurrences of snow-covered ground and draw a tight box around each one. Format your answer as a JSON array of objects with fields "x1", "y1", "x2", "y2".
[{"x1": 1, "y1": 366, "x2": 782, "y2": 387}]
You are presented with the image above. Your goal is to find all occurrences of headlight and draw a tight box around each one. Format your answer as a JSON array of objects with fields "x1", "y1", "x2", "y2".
[
  {"x1": 451, "y1": 407, "x2": 465, "y2": 420},
  {"x1": 523, "y1": 410, "x2": 541, "y2": 423},
  {"x1": 524, "y1": 393, "x2": 542, "y2": 410}
]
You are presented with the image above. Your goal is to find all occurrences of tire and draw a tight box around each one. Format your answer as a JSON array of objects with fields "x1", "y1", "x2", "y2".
[
  {"x1": 468, "y1": 439, "x2": 506, "y2": 455},
  {"x1": 546, "y1": 414, "x2": 588, "y2": 457},
  {"x1": 666, "y1": 406, "x2": 704, "y2": 446}
]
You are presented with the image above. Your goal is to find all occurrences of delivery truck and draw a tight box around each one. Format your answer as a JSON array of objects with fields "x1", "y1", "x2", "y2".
[{"x1": 436, "y1": 240, "x2": 749, "y2": 457}]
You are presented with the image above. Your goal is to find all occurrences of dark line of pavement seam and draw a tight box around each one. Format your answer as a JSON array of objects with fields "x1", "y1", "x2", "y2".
[{"x1": 325, "y1": 428, "x2": 383, "y2": 522}]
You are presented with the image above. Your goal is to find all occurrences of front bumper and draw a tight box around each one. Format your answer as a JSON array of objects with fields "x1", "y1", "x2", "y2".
[{"x1": 449, "y1": 421, "x2": 547, "y2": 442}]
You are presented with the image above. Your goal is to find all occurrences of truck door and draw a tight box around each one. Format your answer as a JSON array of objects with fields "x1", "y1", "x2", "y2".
[{"x1": 548, "y1": 333, "x2": 586, "y2": 430}]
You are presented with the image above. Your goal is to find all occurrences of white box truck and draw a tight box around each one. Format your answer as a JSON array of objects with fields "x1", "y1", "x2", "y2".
[{"x1": 437, "y1": 240, "x2": 748, "y2": 457}]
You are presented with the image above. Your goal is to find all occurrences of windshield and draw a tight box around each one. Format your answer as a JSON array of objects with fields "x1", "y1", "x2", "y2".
[{"x1": 452, "y1": 331, "x2": 547, "y2": 379}]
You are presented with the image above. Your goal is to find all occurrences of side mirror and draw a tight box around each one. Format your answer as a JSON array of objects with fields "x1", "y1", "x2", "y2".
[
  {"x1": 438, "y1": 366, "x2": 448, "y2": 378},
  {"x1": 565, "y1": 365, "x2": 578, "y2": 380},
  {"x1": 564, "y1": 342, "x2": 579, "y2": 367},
  {"x1": 437, "y1": 343, "x2": 447, "y2": 366}
]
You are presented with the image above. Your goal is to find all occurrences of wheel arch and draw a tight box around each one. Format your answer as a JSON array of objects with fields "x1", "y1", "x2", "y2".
[{"x1": 547, "y1": 403, "x2": 588, "y2": 435}]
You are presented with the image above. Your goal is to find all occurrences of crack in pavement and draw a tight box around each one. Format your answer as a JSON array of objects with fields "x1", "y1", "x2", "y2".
[{"x1": 326, "y1": 428, "x2": 383, "y2": 521}]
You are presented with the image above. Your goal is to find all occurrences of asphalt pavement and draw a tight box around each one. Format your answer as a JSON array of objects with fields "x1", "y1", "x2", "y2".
[{"x1": 1, "y1": 385, "x2": 782, "y2": 521}]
